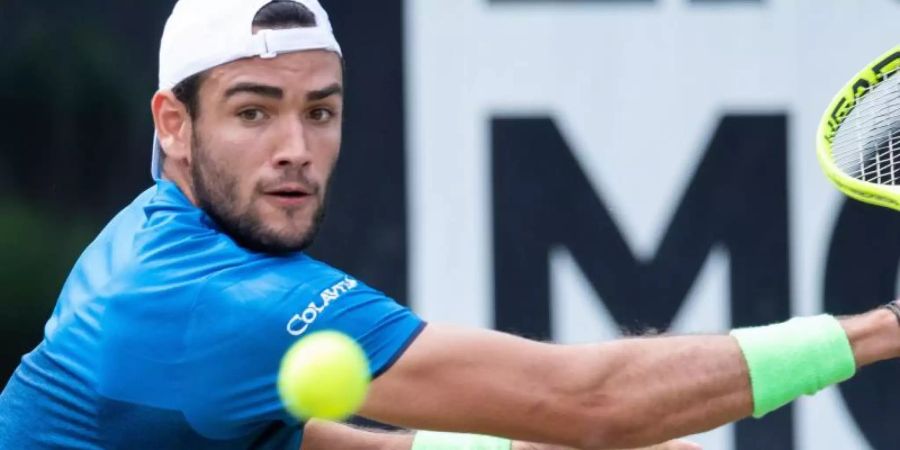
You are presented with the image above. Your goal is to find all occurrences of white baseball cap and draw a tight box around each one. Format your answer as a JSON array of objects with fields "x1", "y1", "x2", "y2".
[{"x1": 151, "y1": 0, "x2": 342, "y2": 180}]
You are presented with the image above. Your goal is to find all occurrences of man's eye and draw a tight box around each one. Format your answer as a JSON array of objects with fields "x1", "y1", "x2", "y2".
[
  {"x1": 238, "y1": 109, "x2": 267, "y2": 122},
  {"x1": 309, "y1": 108, "x2": 334, "y2": 123}
]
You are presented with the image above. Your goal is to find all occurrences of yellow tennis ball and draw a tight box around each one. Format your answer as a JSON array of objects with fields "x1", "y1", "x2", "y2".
[{"x1": 277, "y1": 331, "x2": 371, "y2": 421}]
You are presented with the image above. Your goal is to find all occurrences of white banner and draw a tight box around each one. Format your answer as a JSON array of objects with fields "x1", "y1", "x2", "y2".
[{"x1": 407, "y1": 0, "x2": 899, "y2": 448}]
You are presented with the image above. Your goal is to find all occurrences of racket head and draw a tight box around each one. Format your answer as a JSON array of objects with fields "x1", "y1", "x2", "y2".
[{"x1": 817, "y1": 45, "x2": 900, "y2": 210}]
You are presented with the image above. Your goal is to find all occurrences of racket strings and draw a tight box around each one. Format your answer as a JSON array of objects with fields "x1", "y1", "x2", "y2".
[
  {"x1": 831, "y1": 112, "x2": 900, "y2": 165},
  {"x1": 839, "y1": 126, "x2": 900, "y2": 182},
  {"x1": 831, "y1": 66, "x2": 900, "y2": 184},
  {"x1": 851, "y1": 129, "x2": 900, "y2": 184},
  {"x1": 832, "y1": 115, "x2": 900, "y2": 162},
  {"x1": 831, "y1": 85, "x2": 900, "y2": 167}
]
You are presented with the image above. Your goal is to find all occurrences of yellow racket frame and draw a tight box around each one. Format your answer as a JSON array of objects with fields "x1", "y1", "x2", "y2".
[{"x1": 817, "y1": 45, "x2": 900, "y2": 210}]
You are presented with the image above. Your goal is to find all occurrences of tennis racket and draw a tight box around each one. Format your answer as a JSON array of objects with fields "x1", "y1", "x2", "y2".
[{"x1": 817, "y1": 45, "x2": 900, "y2": 210}]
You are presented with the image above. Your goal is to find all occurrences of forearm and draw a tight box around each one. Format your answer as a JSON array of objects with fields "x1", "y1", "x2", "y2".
[
  {"x1": 364, "y1": 311, "x2": 900, "y2": 450},
  {"x1": 366, "y1": 327, "x2": 709, "y2": 448},
  {"x1": 565, "y1": 308, "x2": 900, "y2": 448},
  {"x1": 557, "y1": 335, "x2": 749, "y2": 447}
]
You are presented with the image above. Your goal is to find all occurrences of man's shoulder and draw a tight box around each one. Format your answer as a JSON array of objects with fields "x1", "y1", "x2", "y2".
[
  {"x1": 102, "y1": 182, "x2": 365, "y2": 314},
  {"x1": 198, "y1": 254, "x2": 354, "y2": 307}
]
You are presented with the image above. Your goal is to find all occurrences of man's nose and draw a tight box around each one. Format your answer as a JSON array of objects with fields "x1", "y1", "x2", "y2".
[{"x1": 273, "y1": 120, "x2": 311, "y2": 168}]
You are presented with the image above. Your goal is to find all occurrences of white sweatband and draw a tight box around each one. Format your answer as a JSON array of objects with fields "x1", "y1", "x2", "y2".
[{"x1": 412, "y1": 431, "x2": 512, "y2": 450}]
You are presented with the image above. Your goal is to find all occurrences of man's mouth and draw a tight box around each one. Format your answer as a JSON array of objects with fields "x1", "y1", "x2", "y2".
[
  {"x1": 265, "y1": 183, "x2": 313, "y2": 196},
  {"x1": 270, "y1": 190, "x2": 306, "y2": 198},
  {"x1": 263, "y1": 184, "x2": 315, "y2": 206}
]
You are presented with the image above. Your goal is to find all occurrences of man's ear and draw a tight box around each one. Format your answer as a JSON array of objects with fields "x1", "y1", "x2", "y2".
[{"x1": 151, "y1": 90, "x2": 193, "y2": 165}]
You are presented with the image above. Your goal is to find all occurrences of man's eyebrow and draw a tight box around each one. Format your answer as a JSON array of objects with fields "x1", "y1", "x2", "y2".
[
  {"x1": 307, "y1": 83, "x2": 343, "y2": 101},
  {"x1": 224, "y1": 83, "x2": 284, "y2": 99}
]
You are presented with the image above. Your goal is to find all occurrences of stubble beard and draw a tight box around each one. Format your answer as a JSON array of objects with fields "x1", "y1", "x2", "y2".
[{"x1": 190, "y1": 131, "x2": 326, "y2": 255}]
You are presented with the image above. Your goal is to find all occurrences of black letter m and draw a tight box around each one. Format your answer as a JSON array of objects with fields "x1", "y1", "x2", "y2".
[{"x1": 492, "y1": 115, "x2": 791, "y2": 449}]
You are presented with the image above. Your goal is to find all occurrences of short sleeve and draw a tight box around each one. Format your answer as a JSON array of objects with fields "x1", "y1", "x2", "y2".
[
  {"x1": 284, "y1": 275, "x2": 426, "y2": 377},
  {"x1": 179, "y1": 268, "x2": 424, "y2": 440}
]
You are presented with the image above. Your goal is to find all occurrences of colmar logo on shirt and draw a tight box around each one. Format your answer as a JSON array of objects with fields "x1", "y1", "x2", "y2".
[{"x1": 286, "y1": 277, "x2": 359, "y2": 336}]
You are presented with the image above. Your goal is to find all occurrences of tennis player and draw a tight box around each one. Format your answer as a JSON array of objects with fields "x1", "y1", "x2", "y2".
[{"x1": 1, "y1": 0, "x2": 899, "y2": 449}]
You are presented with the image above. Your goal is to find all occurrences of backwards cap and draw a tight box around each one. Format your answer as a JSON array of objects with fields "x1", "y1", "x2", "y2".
[{"x1": 151, "y1": 0, "x2": 342, "y2": 179}]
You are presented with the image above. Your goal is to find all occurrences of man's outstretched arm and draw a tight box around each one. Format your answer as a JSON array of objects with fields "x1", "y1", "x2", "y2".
[
  {"x1": 298, "y1": 419, "x2": 702, "y2": 450},
  {"x1": 360, "y1": 308, "x2": 900, "y2": 449}
]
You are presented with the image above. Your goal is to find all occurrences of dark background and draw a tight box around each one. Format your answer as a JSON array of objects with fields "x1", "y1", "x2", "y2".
[{"x1": 0, "y1": 0, "x2": 408, "y2": 385}]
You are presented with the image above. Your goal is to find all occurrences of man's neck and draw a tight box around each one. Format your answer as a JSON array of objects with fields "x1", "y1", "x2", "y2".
[{"x1": 160, "y1": 162, "x2": 199, "y2": 207}]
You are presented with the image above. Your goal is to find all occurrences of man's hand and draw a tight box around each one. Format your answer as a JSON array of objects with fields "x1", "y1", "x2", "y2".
[
  {"x1": 623, "y1": 440, "x2": 702, "y2": 450},
  {"x1": 300, "y1": 420, "x2": 701, "y2": 450},
  {"x1": 513, "y1": 439, "x2": 701, "y2": 450},
  {"x1": 300, "y1": 420, "x2": 411, "y2": 450}
]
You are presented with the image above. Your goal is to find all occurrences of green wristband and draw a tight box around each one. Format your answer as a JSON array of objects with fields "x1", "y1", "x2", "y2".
[
  {"x1": 730, "y1": 314, "x2": 856, "y2": 418},
  {"x1": 412, "y1": 431, "x2": 512, "y2": 450}
]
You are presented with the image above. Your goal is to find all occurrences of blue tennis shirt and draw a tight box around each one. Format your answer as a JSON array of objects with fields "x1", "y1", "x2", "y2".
[{"x1": 0, "y1": 180, "x2": 425, "y2": 449}]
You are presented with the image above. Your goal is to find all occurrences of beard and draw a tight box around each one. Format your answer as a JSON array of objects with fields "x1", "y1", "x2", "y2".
[{"x1": 190, "y1": 132, "x2": 326, "y2": 255}]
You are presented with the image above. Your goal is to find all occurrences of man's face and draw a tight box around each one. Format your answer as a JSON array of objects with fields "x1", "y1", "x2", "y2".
[{"x1": 189, "y1": 50, "x2": 343, "y2": 253}]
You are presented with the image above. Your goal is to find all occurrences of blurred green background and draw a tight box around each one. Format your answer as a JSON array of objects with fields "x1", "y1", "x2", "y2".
[{"x1": 0, "y1": 2, "x2": 167, "y2": 382}]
